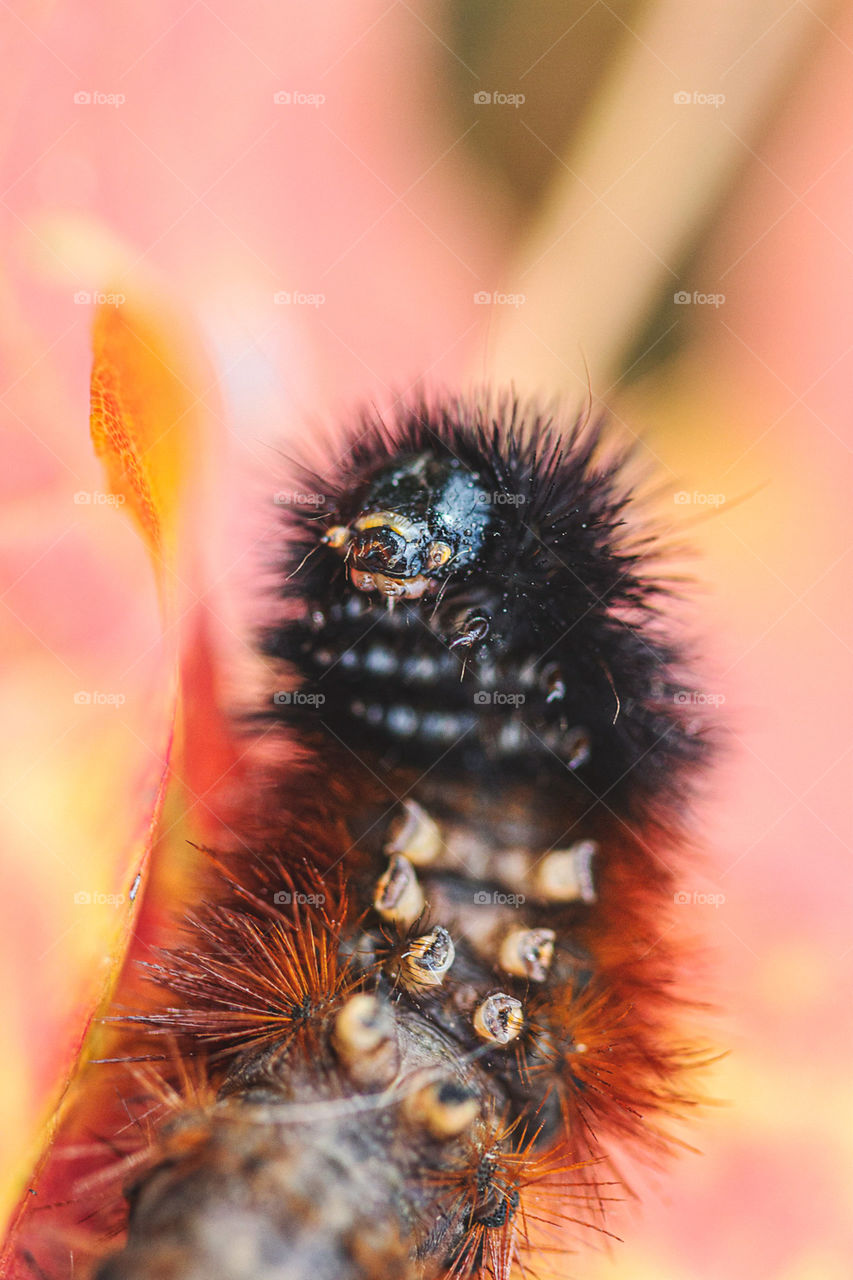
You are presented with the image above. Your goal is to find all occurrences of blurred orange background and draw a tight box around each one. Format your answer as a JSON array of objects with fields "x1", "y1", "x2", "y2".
[{"x1": 1, "y1": 3, "x2": 850, "y2": 1277}]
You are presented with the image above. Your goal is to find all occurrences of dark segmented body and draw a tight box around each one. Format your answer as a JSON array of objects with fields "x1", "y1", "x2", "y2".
[{"x1": 84, "y1": 398, "x2": 706, "y2": 1280}]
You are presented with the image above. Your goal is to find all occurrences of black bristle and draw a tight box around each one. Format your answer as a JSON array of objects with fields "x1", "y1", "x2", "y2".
[{"x1": 264, "y1": 393, "x2": 707, "y2": 812}]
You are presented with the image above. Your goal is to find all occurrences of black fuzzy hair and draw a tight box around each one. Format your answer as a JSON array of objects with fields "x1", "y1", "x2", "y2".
[{"x1": 264, "y1": 393, "x2": 707, "y2": 813}]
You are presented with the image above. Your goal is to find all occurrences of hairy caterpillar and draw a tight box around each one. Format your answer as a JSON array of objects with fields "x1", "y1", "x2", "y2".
[{"x1": 9, "y1": 393, "x2": 710, "y2": 1280}]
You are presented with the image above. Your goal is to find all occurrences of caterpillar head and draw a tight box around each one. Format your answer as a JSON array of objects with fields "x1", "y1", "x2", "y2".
[{"x1": 323, "y1": 452, "x2": 492, "y2": 601}]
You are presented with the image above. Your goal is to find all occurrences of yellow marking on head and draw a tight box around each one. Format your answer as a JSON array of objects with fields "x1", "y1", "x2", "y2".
[{"x1": 354, "y1": 510, "x2": 419, "y2": 541}]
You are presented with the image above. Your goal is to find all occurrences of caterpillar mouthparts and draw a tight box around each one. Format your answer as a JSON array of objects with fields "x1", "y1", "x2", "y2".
[{"x1": 14, "y1": 394, "x2": 713, "y2": 1280}]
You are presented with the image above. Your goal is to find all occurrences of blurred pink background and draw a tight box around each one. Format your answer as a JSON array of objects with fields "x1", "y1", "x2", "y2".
[{"x1": 1, "y1": 3, "x2": 850, "y2": 1277}]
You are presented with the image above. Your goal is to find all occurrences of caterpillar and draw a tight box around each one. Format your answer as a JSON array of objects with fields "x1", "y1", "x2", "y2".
[{"x1": 9, "y1": 393, "x2": 710, "y2": 1279}]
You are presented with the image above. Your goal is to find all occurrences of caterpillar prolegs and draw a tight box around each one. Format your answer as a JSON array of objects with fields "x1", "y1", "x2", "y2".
[{"x1": 18, "y1": 396, "x2": 711, "y2": 1279}]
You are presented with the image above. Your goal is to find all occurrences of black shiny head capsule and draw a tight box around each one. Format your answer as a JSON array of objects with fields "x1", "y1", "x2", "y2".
[{"x1": 324, "y1": 453, "x2": 492, "y2": 599}]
